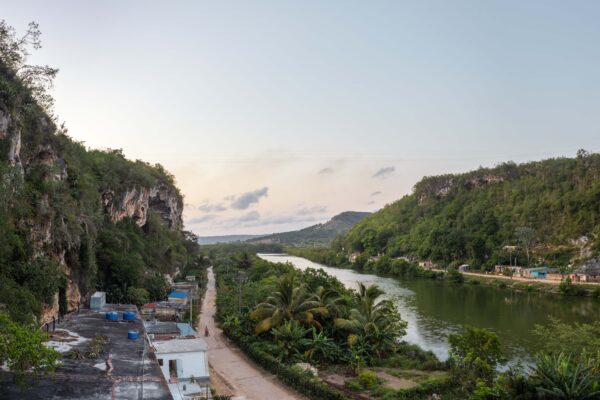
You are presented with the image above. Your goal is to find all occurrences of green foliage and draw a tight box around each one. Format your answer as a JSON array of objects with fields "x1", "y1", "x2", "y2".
[
  {"x1": 448, "y1": 326, "x2": 504, "y2": 392},
  {"x1": 342, "y1": 154, "x2": 600, "y2": 268},
  {"x1": 358, "y1": 370, "x2": 379, "y2": 388},
  {"x1": 271, "y1": 320, "x2": 310, "y2": 362},
  {"x1": 0, "y1": 24, "x2": 193, "y2": 325},
  {"x1": 445, "y1": 267, "x2": 465, "y2": 283},
  {"x1": 126, "y1": 287, "x2": 149, "y2": 307},
  {"x1": 533, "y1": 318, "x2": 600, "y2": 356},
  {"x1": 532, "y1": 352, "x2": 600, "y2": 399},
  {"x1": 559, "y1": 277, "x2": 587, "y2": 297},
  {"x1": 0, "y1": 312, "x2": 60, "y2": 385}
]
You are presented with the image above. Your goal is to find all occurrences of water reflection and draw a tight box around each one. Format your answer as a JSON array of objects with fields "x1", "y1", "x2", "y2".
[{"x1": 258, "y1": 253, "x2": 600, "y2": 363}]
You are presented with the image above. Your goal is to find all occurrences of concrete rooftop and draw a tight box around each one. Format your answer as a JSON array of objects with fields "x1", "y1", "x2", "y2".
[{"x1": 0, "y1": 304, "x2": 172, "y2": 400}]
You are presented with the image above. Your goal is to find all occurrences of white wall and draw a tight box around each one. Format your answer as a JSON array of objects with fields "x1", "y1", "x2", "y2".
[{"x1": 157, "y1": 351, "x2": 209, "y2": 380}]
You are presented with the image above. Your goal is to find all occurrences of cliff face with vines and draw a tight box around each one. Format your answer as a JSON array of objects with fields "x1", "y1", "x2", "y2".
[{"x1": 0, "y1": 59, "x2": 189, "y2": 324}]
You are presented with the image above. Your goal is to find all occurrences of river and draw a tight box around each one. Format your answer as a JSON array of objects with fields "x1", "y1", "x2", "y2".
[{"x1": 258, "y1": 253, "x2": 600, "y2": 365}]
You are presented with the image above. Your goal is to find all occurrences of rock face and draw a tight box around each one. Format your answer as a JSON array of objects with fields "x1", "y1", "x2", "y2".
[
  {"x1": 102, "y1": 184, "x2": 183, "y2": 229},
  {"x1": 2, "y1": 101, "x2": 182, "y2": 324}
]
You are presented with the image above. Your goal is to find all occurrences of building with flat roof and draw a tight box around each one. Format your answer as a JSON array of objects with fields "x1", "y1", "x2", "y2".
[{"x1": 0, "y1": 304, "x2": 171, "y2": 399}]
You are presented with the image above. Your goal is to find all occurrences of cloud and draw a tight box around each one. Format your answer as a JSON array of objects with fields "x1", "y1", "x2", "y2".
[
  {"x1": 368, "y1": 200, "x2": 376, "y2": 205},
  {"x1": 198, "y1": 202, "x2": 227, "y2": 212},
  {"x1": 318, "y1": 167, "x2": 334, "y2": 175},
  {"x1": 372, "y1": 166, "x2": 395, "y2": 179},
  {"x1": 230, "y1": 187, "x2": 269, "y2": 210},
  {"x1": 187, "y1": 215, "x2": 217, "y2": 224},
  {"x1": 370, "y1": 191, "x2": 382, "y2": 197},
  {"x1": 296, "y1": 206, "x2": 328, "y2": 216},
  {"x1": 237, "y1": 211, "x2": 261, "y2": 223}
]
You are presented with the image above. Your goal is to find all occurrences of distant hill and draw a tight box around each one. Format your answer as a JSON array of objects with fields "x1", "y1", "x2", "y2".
[
  {"x1": 197, "y1": 235, "x2": 264, "y2": 245},
  {"x1": 247, "y1": 211, "x2": 371, "y2": 247}
]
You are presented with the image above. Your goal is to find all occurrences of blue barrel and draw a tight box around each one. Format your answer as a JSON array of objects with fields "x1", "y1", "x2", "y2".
[
  {"x1": 128, "y1": 330, "x2": 139, "y2": 340},
  {"x1": 123, "y1": 311, "x2": 136, "y2": 321},
  {"x1": 106, "y1": 311, "x2": 118, "y2": 321}
]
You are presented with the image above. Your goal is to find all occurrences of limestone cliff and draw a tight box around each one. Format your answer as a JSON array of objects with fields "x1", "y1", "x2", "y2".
[{"x1": 0, "y1": 61, "x2": 188, "y2": 324}]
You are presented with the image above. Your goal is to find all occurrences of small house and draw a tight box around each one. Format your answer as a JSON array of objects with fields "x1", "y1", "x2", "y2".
[
  {"x1": 140, "y1": 302, "x2": 157, "y2": 316},
  {"x1": 494, "y1": 265, "x2": 523, "y2": 276},
  {"x1": 153, "y1": 338, "x2": 210, "y2": 396},
  {"x1": 419, "y1": 260, "x2": 436, "y2": 270},
  {"x1": 574, "y1": 258, "x2": 600, "y2": 282},
  {"x1": 185, "y1": 275, "x2": 196, "y2": 282},
  {"x1": 168, "y1": 290, "x2": 189, "y2": 305},
  {"x1": 523, "y1": 267, "x2": 554, "y2": 279}
]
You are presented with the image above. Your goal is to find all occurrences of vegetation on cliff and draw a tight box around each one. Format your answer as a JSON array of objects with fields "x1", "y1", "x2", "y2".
[
  {"x1": 0, "y1": 21, "x2": 196, "y2": 327},
  {"x1": 338, "y1": 153, "x2": 600, "y2": 270}
]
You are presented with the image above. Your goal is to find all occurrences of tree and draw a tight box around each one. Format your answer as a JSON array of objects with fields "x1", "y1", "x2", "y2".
[
  {"x1": 0, "y1": 312, "x2": 60, "y2": 385},
  {"x1": 271, "y1": 320, "x2": 309, "y2": 362},
  {"x1": 515, "y1": 227, "x2": 536, "y2": 265},
  {"x1": 250, "y1": 274, "x2": 327, "y2": 334},
  {"x1": 448, "y1": 326, "x2": 504, "y2": 391},
  {"x1": 0, "y1": 20, "x2": 58, "y2": 112},
  {"x1": 334, "y1": 282, "x2": 406, "y2": 359},
  {"x1": 533, "y1": 352, "x2": 600, "y2": 399},
  {"x1": 304, "y1": 328, "x2": 340, "y2": 364},
  {"x1": 126, "y1": 287, "x2": 149, "y2": 307}
]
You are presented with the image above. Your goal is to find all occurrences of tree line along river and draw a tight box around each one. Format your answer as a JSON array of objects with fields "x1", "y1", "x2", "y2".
[{"x1": 258, "y1": 253, "x2": 600, "y2": 366}]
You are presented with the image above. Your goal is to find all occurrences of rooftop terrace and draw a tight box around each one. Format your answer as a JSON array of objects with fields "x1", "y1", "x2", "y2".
[{"x1": 0, "y1": 304, "x2": 172, "y2": 400}]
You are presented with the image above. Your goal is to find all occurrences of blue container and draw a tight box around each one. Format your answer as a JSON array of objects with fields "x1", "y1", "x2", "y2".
[
  {"x1": 123, "y1": 311, "x2": 136, "y2": 321},
  {"x1": 106, "y1": 311, "x2": 118, "y2": 321},
  {"x1": 128, "y1": 330, "x2": 139, "y2": 340}
]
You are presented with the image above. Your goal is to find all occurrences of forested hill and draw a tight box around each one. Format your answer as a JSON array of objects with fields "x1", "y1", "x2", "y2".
[
  {"x1": 247, "y1": 211, "x2": 371, "y2": 247},
  {"x1": 340, "y1": 153, "x2": 600, "y2": 269},
  {"x1": 0, "y1": 33, "x2": 196, "y2": 325}
]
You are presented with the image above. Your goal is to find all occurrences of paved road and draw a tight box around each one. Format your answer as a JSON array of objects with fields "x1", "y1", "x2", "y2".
[{"x1": 198, "y1": 267, "x2": 307, "y2": 400}]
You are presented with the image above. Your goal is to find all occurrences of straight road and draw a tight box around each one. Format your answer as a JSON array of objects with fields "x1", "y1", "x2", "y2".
[{"x1": 198, "y1": 267, "x2": 307, "y2": 400}]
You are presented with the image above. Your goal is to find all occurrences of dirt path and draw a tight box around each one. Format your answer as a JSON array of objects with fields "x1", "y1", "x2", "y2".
[{"x1": 198, "y1": 267, "x2": 307, "y2": 400}]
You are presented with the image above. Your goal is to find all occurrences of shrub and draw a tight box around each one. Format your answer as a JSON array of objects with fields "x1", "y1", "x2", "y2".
[{"x1": 358, "y1": 370, "x2": 379, "y2": 388}]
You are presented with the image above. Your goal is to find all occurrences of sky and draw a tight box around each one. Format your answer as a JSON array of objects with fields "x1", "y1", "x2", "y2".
[{"x1": 2, "y1": 1, "x2": 600, "y2": 236}]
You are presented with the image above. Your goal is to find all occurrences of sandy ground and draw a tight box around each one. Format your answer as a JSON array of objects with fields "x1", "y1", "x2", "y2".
[{"x1": 198, "y1": 267, "x2": 307, "y2": 400}]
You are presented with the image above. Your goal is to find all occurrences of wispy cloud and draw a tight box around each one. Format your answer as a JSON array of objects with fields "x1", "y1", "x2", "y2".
[
  {"x1": 372, "y1": 166, "x2": 395, "y2": 179},
  {"x1": 370, "y1": 191, "x2": 382, "y2": 197},
  {"x1": 368, "y1": 200, "x2": 376, "y2": 205},
  {"x1": 230, "y1": 187, "x2": 269, "y2": 210},
  {"x1": 318, "y1": 167, "x2": 334, "y2": 175},
  {"x1": 198, "y1": 202, "x2": 227, "y2": 212}
]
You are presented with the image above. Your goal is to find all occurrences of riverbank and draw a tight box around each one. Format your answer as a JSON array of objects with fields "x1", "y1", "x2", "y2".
[
  {"x1": 260, "y1": 253, "x2": 600, "y2": 366},
  {"x1": 285, "y1": 248, "x2": 600, "y2": 298}
]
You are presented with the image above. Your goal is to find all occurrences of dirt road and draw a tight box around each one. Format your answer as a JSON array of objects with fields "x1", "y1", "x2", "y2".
[{"x1": 198, "y1": 267, "x2": 307, "y2": 400}]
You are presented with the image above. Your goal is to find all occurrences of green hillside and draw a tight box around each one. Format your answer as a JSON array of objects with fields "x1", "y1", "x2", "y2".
[
  {"x1": 339, "y1": 154, "x2": 600, "y2": 270},
  {"x1": 247, "y1": 211, "x2": 370, "y2": 247},
  {"x1": 0, "y1": 25, "x2": 197, "y2": 325}
]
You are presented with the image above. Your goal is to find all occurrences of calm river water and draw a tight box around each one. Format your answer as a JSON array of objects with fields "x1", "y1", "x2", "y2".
[{"x1": 258, "y1": 253, "x2": 600, "y2": 364}]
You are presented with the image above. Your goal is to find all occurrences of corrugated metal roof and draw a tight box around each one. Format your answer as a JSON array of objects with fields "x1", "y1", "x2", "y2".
[{"x1": 168, "y1": 291, "x2": 188, "y2": 299}]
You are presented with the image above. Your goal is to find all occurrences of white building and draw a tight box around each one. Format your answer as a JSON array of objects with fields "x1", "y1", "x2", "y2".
[{"x1": 152, "y1": 338, "x2": 210, "y2": 399}]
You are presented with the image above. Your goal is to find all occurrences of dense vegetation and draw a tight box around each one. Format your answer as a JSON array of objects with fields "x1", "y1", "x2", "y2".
[
  {"x1": 337, "y1": 153, "x2": 600, "y2": 270},
  {"x1": 214, "y1": 251, "x2": 451, "y2": 399},
  {"x1": 0, "y1": 20, "x2": 202, "y2": 383}
]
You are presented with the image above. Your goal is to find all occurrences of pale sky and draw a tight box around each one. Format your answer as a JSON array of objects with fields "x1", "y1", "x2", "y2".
[{"x1": 3, "y1": 1, "x2": 600, "y2": 235}]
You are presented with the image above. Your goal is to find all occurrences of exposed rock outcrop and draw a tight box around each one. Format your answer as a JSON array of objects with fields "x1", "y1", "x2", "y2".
[{"x1": 102, "y1": 184, "x2": 183, "y2": 229}]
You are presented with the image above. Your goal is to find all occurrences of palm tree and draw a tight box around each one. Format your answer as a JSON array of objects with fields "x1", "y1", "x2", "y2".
[
  {"x1": 304, "y1": 328, "x2": 340, "y2": 364},
  {"x1": 533, "y1": 352, "x2": 600, "y2": 399},
  {"x1": 271, "y1": 320, "x2": 309, "y2": 362},
  {"x1": 334, "y1": 282, "x2": 406, "y2": 358},
  {"x1": 313, "y1": 285, "x2": 349, "y2": 320},
  {"x1": 250, "y1": 274, "x2": 328, "y2": 334}
]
